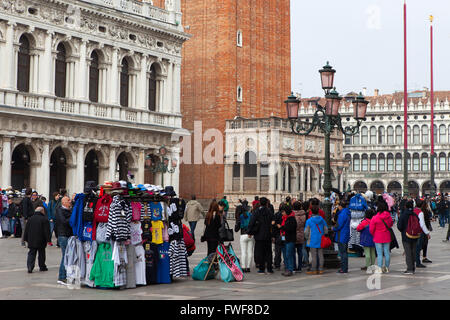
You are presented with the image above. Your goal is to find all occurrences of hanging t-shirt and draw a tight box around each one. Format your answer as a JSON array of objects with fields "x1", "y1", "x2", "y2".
[
  {"x1": 151, "y1": 220, "x2": 164, "y2": 245},
  {"x1": 157, "y1": 242, "x2": 171, "y2": 284},
  {"x1": 90, "y1": 242, "x2": 115, "y2": 288},
  {"x1": 144, "y1": 241, "x2": 159, "y2": 285},
  {"x1": 112, "y1": 241, "x2": 128, "y2": 287},
  {"x1": 130, "y1": 221, "x2": 143, "y2": 245},
  {"x1": 141, "y1": 218, "x2": 152, "y2": 241},
  {"x1": 96, "y1": 222, "x2": 108, "y2": 243},
  {"x1": 149, "y1": 202, "x2": 163, "y2": 221},
  {"x1": 134, "y1": 244, "x2": 146, "y2": 286}
]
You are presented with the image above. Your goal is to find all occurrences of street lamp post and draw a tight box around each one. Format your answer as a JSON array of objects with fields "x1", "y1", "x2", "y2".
[
  {"x1": 285, "y1": 62, "x2": 368, "y2": 268},
  {"x1": 146, "y1": 145, "x2": 177, "y2": 187}
]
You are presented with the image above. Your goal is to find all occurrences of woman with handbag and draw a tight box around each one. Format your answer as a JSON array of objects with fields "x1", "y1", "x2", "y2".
[
  {"x1": 369, "y1": 199, "x2": 394, "y2": 274},
  {"x1": 202, "y1": 201, "x2": 222, "y2": 256},
  {"x1": 304, "y1": 206, "x2": 328, "y2": 275}
]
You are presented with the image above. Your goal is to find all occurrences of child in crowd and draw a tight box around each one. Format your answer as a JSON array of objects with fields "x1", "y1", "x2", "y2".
[{"x1": 357, "y1": 208, "x2": 376, "y2": 273}]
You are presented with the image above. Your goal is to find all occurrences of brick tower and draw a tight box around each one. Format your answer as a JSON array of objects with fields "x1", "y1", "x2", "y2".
[{"x1": 179, "y1": 0, "x2": 291, "y2": 203}]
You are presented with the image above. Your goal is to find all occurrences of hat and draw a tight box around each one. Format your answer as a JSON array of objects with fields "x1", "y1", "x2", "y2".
[{"x1": 164, "y1": 186, "x2": 176, "y2": 197}]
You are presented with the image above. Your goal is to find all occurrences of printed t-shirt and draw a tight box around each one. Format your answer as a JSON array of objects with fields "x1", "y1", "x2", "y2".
[
  {"x1": 144, "y1": 241, "x2": 159, "y2": 284},
  {"x1": 134, "y1": 244, "x2": 146, "y2": 285},
  {"x1": 130, "y1": 221, "x2": 143, "y2": 245},
  {"x1": 156, "y1": 242, "x2": 171, "y2": 284},
  {"x1": 151, "y1": 220, "x2": 164, "y2": 245},
  {"x1": 150, "y1": 202, "x2": 163, "y2": 221}
]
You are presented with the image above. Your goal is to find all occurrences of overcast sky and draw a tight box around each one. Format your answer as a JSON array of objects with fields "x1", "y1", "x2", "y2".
[{"x1": 291, "y1": 0, "x2": 450, "y2": 98}]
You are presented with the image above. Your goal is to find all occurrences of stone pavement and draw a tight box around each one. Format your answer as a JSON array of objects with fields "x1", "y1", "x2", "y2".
[{"x1": 1, "y1": 219, "x2": 450, "y2": 300}]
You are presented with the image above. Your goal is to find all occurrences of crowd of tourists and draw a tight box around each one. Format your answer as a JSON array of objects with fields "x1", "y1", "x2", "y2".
[{"x1": 199, "y1": 192, "x2": 450, "y2": 276}]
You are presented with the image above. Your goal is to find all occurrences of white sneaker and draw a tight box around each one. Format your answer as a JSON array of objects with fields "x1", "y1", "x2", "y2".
[
  {"x1": 374, "y1": 266, "x2": 383, "y2": 274},
  {"x1": 382, "y1": 267, "x2": 389, "y2": 274},
  {"x1": 366, "y1": 267, "x2": 373, "y2": 274}
]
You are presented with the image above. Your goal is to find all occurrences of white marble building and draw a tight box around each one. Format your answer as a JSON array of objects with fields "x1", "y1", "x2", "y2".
[
  {"x1": 224, "y1": 117, "x2": 348, "y2": 206},
  {"x1": 300, "y1": 89, "x2": 450, "y2": 197},
  {"x1": 0, "y1": 0, "x2": 189, "y2": 198}
]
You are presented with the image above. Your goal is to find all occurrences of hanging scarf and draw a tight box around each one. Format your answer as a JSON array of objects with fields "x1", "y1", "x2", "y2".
[{"x1": 280, "y1": 213, "x2": 295, "y2": 237}]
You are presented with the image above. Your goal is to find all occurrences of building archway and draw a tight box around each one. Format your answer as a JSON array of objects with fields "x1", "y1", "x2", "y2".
[
  {"x1": 440, "y1": 181, "x2": 450, "y2": 195},
  {"x1": 387, "y1": 181, "x2": 402, "y2": 195},
  {"x1": 370, "y1": 180, "x2": 385, "y2": 195},
  {"x1": 84, "y1": 149, "x2": 99, "y2": 186},
  {"x1": 353, "y1": 181, "x2": 368, "y2": 193},
  {"x1": 116, "y1": 152, "x2": 131, "y2": 181},
  {"x1": 422, "y1": 181, "x2": 437, "y2": 197},
  {"x1": 407, "y1": 181, "x2": 420, "y2": 198},
  {"x1": 50, "y1": 147, "x2": 67, "y2": 196},
  {"x1": 11, "y1": 144, "x2": 31, "y2": 191}
]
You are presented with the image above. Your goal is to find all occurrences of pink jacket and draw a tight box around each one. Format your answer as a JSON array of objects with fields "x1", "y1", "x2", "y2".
[{"x1": 369, "y1": 211, "x2": 393, "y2": 243}]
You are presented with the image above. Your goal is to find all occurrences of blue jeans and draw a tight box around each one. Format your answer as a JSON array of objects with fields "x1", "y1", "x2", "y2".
[
  {"x1": 293, "y1": 243, "x2": 303, "y2": 271},
  {"x1": 439, "y1": 213, "x2": 446, "y2": 227},
  {"x1": 281, "y1": 242, "x2": 295, "y2": 272},
  {"x1": 189, "y1": 221, "x2": 197, "y2": 241},
  {"x1": 375, "y1": 242, "x2": 390, "y2": 268},
  {"x1": 58, "y1": 236, "x2": 69, "y2": 281},
  {"x1": 338, "y1": 242, "x2": 348, "y2": 272},
  {"x1": 9, "y1": 218, "x2": 16, "y2": 235}
]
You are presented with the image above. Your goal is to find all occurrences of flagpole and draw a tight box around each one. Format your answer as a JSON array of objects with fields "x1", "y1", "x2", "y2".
[
  {"x1": 403, "y1": 0, "x2": 409, "y2": 197},
  {"x1": 430, "y1": 15, "x2": 436, "y2": 197}
]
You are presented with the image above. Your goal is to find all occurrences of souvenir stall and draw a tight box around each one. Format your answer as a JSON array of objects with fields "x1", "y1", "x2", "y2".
[
  {"x1": 348, "y1": 192, "x2": 368, "y2": 256},
  {"x1": 65, "y1": 181, "x2": 189, "y2": 290}
]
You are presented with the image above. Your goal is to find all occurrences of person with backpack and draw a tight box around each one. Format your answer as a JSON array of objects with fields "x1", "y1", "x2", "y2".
[
  {"x1": 247, "y1": 197, "x2": 274, "y2": 274},
  {"x1": 277, "y1": 204, "x2": 297, "y2": 277},
  {"x1": 293, "y1": 201, "x2": 306, "y2": 273},
  {"x1": 357, "y1": 208, "x2": 376, "y2": 273},
  {"x1": 369, "y1": 199, "x2": 393, "y2": 274},
  {"x1": 235, "y1": 200, "x2": 253, "y2": 273},
  {"x1": 333, "y1": 200, "x2": 351, "y2": 274},
  {"x1": 413, "y1": 199, "x2": 431, "y2": 269},
  {"x1": 304, "y1": 206, "x2": 328, "y2": 275},
  {"x1": 397, "y1": 200, "x2": 424, "y2": 275}
]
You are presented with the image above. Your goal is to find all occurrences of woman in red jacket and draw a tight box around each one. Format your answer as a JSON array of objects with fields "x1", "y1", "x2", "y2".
[{"x1": 369, "y1": 200, "x2": 393, "y2": 274}]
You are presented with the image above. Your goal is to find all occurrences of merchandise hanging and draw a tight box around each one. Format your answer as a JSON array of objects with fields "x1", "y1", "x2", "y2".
[{"x1": 65, "y1": 181, "x2": 189, "y2": 290}]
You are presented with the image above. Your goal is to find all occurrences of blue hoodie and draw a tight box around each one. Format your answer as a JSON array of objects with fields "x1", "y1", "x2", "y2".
[
  {"x1": 333, "y1": 208, "x2": 351, "y2": 244},
  {"x1": 70, "y1": 193, "x2": 85, "y2": 239},
  {"x1": 305, "y1": 215, "x2": 328, "y2": 248}
]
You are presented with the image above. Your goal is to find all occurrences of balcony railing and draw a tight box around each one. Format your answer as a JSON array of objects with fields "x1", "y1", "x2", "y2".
[
  {"x1": 0, "y1": 89, "x2": 182, "y2": 129},
  {"x1": 84, "y1": 0, "x2": 173, "y2": 24}
]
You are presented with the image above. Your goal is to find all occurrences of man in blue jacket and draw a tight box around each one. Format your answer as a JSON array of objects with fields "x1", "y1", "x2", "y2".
[{"x1": 333, "y1": 200, "x2": 351, "y2": 273}]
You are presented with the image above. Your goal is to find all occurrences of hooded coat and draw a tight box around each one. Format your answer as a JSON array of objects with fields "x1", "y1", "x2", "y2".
[{"x1": 369, "y1": 211, "x2": 393, "y2": 243}]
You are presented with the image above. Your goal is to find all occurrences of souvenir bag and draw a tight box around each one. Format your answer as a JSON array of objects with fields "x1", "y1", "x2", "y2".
[
  {"x1": 382, "y1": 219, "x2": 399, "y2": 250},
  {"x1": 131, "y1": 202, "x2": 142, "y2": 222},
  {"x1": 218, "y1": 220, "x2": 234, "y2": 242},
  {"x1": 192, "y1": 257, "x2": 216, "y2": 281},
  {"x1": 225, "y1": 244, "x2": 243, "y2": 272},
  {"x1": 216, "y1": 244, "x2": 243, "y2": 282},
  {"x1": 315, "y1": 224, "x2": 332, "y2": 249}
]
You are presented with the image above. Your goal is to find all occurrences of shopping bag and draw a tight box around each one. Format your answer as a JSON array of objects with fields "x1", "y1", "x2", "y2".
[
  {"x1": 217, "y1": 244, "x2": 243, "y2": 282},
  {"x1": 218, "y1": 220, "x2": 234, "y2": 242},
  {"x1": 225, "y1": 244, "x2": 243, "y2": 273},
  {"x1": 192, "y1": 257, "x2": 216, "y2": 281}
]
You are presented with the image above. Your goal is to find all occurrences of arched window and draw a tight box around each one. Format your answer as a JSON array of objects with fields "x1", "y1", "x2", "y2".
[
  {"x1": 17, "y1": 35, "x2": 31, "y2": 92},
  {"x1": 120, "y1": 58, "x2": 129, "y2": 107},
  {"x1": 361, "y1": 127, "x2": 368, "y2": 144},
  {"x1": 361, "y1": 154, "x2": 368, "y2": 171},
  {"x1": 244, "y1": 151, "x2": 257, "y2": 177},
  {"x1": 378, "y1": 127, "x2": 385, "y2": 144},
  {"x1": 353, "y1": 132, "x2": 360, "y2": 145},
  {"x1": 387, "y1": 126, "x2": 394, "y2": 144},
  {"x1": 413, "y1": 125, "x2": 420, "y2": 144},
  {"x1": 406, "y1": 152, "x2": 411, "y2": 171},
  {"x1": 345, "y1": 154, "x2": 352, "y2": 171},
  {"x1": 439, "y1": 152, "x2": 446, "y2": 171},
  {"x1": 413, "y1": 153, "x2": 420, "y2": 171},
  {"x1": 422, "y1": 153, "x2": 429, "y2": 171},
  {"x1": 395, "y1": 125, "x2": 402, "y2": 145},
  {"x1": 370, "y1": 127, "x2": 376, "y2": 145},
  {"x1": 378, "y1": 154, "x2": 385, "y2": 171},
  {"x1": 353, "y1": 154, "x2": 360, "y2": 171},
  {"x1": 89, "y1": 50, "x2": 99, "y2": 103},
  {"x1": 422, "y1": 125, "x2": 429, "y2": 144},
  {"x1": 55, "y1": 43, "x2": 67, "y2": 98},
  {"x1": 395, "y1": 153, "x2": 402, "y2": 171},
  {"x1": 387, "y1": 153, "x2": 394, "y2": 171},
  {"x1": 370, "y1": 154, "x2": 377, "y2": 171},
  {"x1": 439, "y1": 125, "x2": 447, "y2": 144},
  {"x1": 232, "y1": 162, "x2": 240, "y2": 177},
  {"x1": 149, "y1": 64, "x2": 157, "y2": 111}
]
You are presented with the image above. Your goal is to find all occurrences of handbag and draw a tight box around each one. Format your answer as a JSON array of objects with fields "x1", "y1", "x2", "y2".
[
  {"x1": 219, "y1": 220, "x2": 234, "y2": 242},
  {"x1": 316, "y1": 224, "x2": 332, "y2": 249},
  {"x1": 192, "y1": 257, "x2": 216, "y2": 281},
  {"x1": 382, "y1": 219, "x2": 399, "y2": 250}
]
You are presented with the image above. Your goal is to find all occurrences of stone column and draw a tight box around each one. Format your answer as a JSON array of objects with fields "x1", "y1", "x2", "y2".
[
  {"x1": 108, "y1": 147, "x2": 117, "y2": 181},
  {"x1": 138, "y1": 55, "x2": 148, "y2": 110},
  {"x1": 39, "y1": 31, "x2": 54, "y2": 95},
  {"x1": 256, "y1": 162, "x2": 261, "y2": 192},
  {"x1": 173, "y1": 62, "x2": 181, "y2": 113},
  {"x1": 166, "y1": 61, "x2": 173, "y2": 113},
  {"x1": 37, "y1": 141, "x2": 50, "y2": 200},
  {"x1": 77, "y1": 39, "x2": 88, "y2": 100},
  {"x1": 268, "y1": 160, "x2": 276, "y2": 193},
  {"x1": 2, "y1": 137, "x2": 12, "y2": 188},
  {"x1": 277, "y1": 163, "x2": 283, "y2": 191},
  {"x1": 307, "y1": 166, "x2": 311, "y2": 192},
  {"x1": 76, "y1": 144, "x2": 85, "y2": 193},
  {"x1": 239, "y1": 163, "x2": 244, "y2": 192},
  {"x1": 137, "y1": 149, "x2": 145, "y2": 184},
  {"x1": 300, "y1": 164, "x2": 305, "y2": 192},
  {"x1": 4, "y1": 22, "x2": 16, "y2": 90},
  {"x1": 293, "y1": 164, "x2": 299, "y2": 194},
  {"x1": 224, "y1": 163, "x2": 232, "y2": 193},
  {"x1": 109, "y1": 47, "x2": 119, "y2": 105}
]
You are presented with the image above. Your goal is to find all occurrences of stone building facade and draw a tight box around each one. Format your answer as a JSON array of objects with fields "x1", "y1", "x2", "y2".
[
  {"x1": 301, "y1": 90, "x2": 450, "y2": 197},
  {"x1": 224, "y1": 117, "x2": 348, "y2": 207},
  {"x1": 179, "y1": 0, "x2": 292, "y2": 202},
  {"x1": 0, "y1": 0, "x2": 189, "y2": 199}
]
